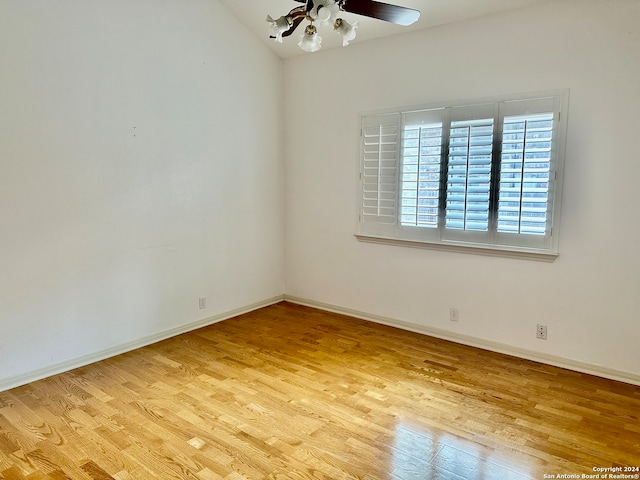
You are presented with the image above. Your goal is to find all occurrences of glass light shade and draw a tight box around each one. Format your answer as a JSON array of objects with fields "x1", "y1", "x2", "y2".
[
  {"x1": 334, "y1": 18, "x2": 358, "y2": 46},
  {"x1": 298, "y1": 24, "x2": 322, "y2": 53},
  {"x1": 310, "y1": 0, "x2": 339, "y2": 26},
  {"x1": 266, "y1": 14, "x2": 292, "y2": 43}
]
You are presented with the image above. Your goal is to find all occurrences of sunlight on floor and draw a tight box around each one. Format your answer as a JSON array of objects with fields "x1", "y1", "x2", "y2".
[{"x1": 392, "y1": 422, "x2": 534, "y2": 480}]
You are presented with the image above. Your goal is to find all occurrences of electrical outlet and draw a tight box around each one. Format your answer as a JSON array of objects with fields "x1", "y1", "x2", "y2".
[
  {"x1": 199, "y1": 297, "x2": 207, "y2": 310},
  {"x1": 536, "y1": 324, "x2": 547, "y2": 340},
  {"x1": 449, "y1": 307, "x2": 459, "y2": 322}
]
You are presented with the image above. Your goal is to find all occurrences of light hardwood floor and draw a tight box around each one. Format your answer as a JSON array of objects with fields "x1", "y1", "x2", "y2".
[{"x1": 0, "y1": 302, "x2": 638, "y2": 479}]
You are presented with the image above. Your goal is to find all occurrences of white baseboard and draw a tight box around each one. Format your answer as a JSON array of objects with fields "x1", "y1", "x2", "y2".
[
  {"x1": 5, "y1": 294, "x2": 637, "y2": 392},
  {"x1": 284, "y1": 295, "x2": 640, "y2": 387},
  {"x1": 0, "y1": 295, "x2": 285, "y2": 393}
]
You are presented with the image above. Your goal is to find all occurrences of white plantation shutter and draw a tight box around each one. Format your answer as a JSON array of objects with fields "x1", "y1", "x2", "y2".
[
  {"x1": 498, "y1": 113, "x2": 553, "y2": 234},
  {"x1": 442, "y1": 103, "x2": 497, "y2": 244},
  {"x1": 494, "y1": 95, "x2": 564, "y2": 251},
  {"x1": 358, "y1": 113, "x2": 400, "y2": 238},
  {"x1": 398, "y1": 109, "x2": 445, "y2": 244},
  {"x1": 357, "y1": 90, "x2": 568, "y2": 257},
  {"x1": 400, "y1": 121, "x2": 443, "y2": 228},
  {"x1": 445, "y1": 118, "x2": 493, "y2": 231}
]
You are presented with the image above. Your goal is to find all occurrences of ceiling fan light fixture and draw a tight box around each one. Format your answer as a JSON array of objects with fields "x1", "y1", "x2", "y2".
[
  {"x1": 266, "y1": 0, "x2": 419, "y2": 53},
  {"x1": 266, "y1": 14, "x2": 293, "y2": 43},
  {"x1": 334, "y1": 18, "x2": 358, "y2": 46},
  {"x1": 298, "y1": 24, "x2": 323, "y2": 53}
]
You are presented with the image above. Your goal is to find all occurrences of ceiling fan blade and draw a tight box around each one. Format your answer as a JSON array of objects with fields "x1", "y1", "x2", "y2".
[{"x1": 340, "y1": 0, "x2": 420, "y2": 26}]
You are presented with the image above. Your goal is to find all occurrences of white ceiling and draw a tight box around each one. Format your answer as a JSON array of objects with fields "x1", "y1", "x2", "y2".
[{"x1": 217, "y1": 0, "x2": 553, "y2": 59}]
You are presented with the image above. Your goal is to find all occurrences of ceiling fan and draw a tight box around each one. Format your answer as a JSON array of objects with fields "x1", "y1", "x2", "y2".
[{"x1": 267, "y1": 0, "x2": 420, "y2": 52}]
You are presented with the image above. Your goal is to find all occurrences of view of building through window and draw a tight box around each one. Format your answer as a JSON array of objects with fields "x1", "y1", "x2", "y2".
[{"x1": 400, "y1": 113, "x2": 553, "y2": 236}]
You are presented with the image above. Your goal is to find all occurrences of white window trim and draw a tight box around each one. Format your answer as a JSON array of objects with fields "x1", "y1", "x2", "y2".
[{"x1": 355, "y1": 89, "x2": 569, "y2": 261}]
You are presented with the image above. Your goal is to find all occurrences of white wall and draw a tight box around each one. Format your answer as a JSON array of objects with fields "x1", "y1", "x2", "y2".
[
  {"x1": 284, "y1": 0, "x2": 640, "y2": 379},
  {"x1": 0, "y1": 0, "x2": 284, "y2": 386}
]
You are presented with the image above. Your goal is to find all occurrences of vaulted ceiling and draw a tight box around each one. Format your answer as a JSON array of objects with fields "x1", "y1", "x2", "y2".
[{"x1": 218, "y1": 0, "x2": 553, "y2": 58}]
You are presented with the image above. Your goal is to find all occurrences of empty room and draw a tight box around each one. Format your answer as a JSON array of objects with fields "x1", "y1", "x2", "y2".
[{"x1": 0, "y1": 0, "x2": 638, "y2": 478}]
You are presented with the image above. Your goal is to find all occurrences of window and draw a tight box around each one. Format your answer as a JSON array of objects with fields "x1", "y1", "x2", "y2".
[{"x1": 357, "y1": 90, "x2": 569, "y2": 259}]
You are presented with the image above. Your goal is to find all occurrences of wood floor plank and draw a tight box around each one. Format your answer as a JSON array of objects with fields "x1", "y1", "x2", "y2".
[{"x1": 1, "y1": 302, "x2": 638, "y2": 479}]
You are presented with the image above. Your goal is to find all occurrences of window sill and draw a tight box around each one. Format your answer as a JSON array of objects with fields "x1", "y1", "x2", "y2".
[{"x1": 354, "y1": 234, "x2": 559, "y2": 262}]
